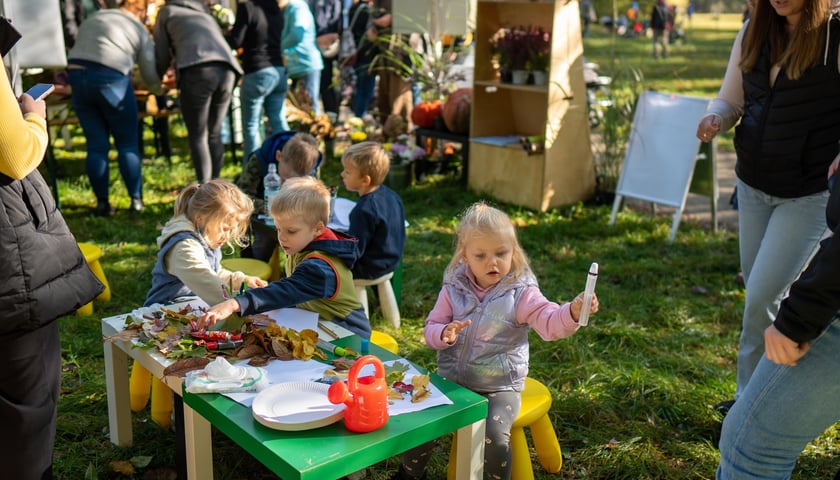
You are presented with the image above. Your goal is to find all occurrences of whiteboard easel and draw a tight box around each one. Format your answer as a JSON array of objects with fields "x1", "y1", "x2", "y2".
[
  {"x1": 608, "y1": 91, "x2": 715, "y2": 243},
  {"x1": 3, "y1": 0, "x2": 66, "y2": 70}
]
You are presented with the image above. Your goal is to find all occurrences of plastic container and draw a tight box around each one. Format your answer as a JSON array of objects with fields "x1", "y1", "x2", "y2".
[
  {"x1": 263, "y1": 163, "x2": 281, "y2": 226},
  {"x1": 327, "y1": 355, "x2": 389, "y2": 433}
]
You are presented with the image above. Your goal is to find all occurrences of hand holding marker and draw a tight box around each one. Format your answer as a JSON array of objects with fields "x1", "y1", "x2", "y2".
[{"x1": 579, "y1": 262, "x2": 598, "y2": 326}]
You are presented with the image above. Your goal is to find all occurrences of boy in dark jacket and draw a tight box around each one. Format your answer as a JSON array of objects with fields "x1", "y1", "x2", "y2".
[{"x1": 199, "y1": 176, "x2": 371, "y2": 338}]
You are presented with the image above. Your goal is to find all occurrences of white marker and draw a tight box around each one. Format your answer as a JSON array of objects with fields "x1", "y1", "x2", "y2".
[{"x1": 579, "y1": 262, "x2": 598, "y2": 326}]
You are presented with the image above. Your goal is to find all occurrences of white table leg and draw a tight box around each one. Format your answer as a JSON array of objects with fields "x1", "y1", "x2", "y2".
[
  {"x1": 183, "y1": 402, "x2": 214, "y2": 480},
  {"x1": 103, "y1": 341, "x2": 133, "y2": 446},
  {"x1": 453, "y1": 418, "x2": 486, "y2": 480}
]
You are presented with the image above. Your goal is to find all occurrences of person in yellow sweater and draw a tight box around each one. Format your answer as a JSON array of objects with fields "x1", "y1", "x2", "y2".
[{"x1": 0, "y1": 54, "x2": 104, "y2": 480}]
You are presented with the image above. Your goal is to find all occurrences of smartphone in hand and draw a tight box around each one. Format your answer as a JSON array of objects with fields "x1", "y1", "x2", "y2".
[{"x1": 24, "y1": 84, "x2": 55, "y2": 102}]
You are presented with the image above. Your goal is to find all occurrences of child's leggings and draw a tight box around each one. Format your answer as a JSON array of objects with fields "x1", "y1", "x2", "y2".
[{"x1": 400, "y1": 390, "x2": 521, "y2": 479}]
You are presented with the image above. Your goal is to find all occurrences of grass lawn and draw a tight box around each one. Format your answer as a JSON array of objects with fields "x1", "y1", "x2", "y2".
[{"x1": 47, "y1": 13, "x2": 837, "y2": 480}]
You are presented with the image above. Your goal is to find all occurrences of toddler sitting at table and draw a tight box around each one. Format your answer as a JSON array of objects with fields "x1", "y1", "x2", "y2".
[
  {"x1": 144, "y1": 179, "x2": 268, "y2": 307},
  {"x1": 198, "y1": 176, "x2": 371, "y2": 338},
  {"x1": 237, "y1": 131, "x2": 321, "y2": 261},
  {"x1": 340, "y1": 141, "x2": 406, "y2": 281}
]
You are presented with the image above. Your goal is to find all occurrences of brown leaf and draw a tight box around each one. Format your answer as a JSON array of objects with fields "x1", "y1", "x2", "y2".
[
  {"x1": 109, "y1": 460, "x2": 136, "y2": 475},
  {"x1": 163, "y1": 357, "x2": 210, "y2": 377},
  {"x1": 248, "y1": 355, "x2": 271, "y2": 367}
]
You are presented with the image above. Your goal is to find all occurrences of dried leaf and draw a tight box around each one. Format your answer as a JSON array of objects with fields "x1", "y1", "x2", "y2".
[
  {"x1": 248, "y1": 355, "x2": 271, "y2": 367},
  {"x1": 103, "y1": 330, "x2": 138, "y2": 343},
  {"x1": 109, "y1": 460, "x2": 135, "y2": 475},
  {"x1": 163, "y1": 357, "x2": 210, "y2": 377}
]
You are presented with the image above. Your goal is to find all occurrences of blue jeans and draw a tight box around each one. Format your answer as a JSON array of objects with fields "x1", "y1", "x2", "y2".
[
  {"x1": 717, "y1": 317, "x2": 840, "y2": 480},
  {"x1": 68, "y1": 64, "x2": 142, "y2": 202},
  {"x1": 734, "y1": 180, "x2": 828, "y2": 398},
  {"x1": 292, "y1": 69, "x2": 322, "y2": 115},
  {"x1": 351, "y1": 64, "x2": 376, "y2": 118},
  {"x1": 239, "y1": 66, "x2": 289, "y2": 159}
]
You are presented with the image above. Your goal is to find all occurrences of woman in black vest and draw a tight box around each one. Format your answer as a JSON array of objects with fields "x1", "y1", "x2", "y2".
[
  {"x1": 695, "y1": 0, "x2": 840, "y2": 446},
  {"x1": 0, "y1": 54, "x2": 103, "y2": 479}
]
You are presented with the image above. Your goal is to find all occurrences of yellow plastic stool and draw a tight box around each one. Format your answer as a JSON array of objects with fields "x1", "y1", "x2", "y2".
[
  {"x1": 447, "y1": 377, "x2": 562, "y2": 480},
  {"x1": 76, "y1": 242, "x2": 111, "y2": 316},
  {"x1": 128, "y1": 360, "x2": 173, "y2": 430},
  {"x1": 354, "y1": 271, "x2": 400, "y2": 328},
  {"x1": 370, "y1": 330, "x2": 398, "y2": 354},
  {"x1": 221, "y1": 258, "x2": 272, "y2": 281}
]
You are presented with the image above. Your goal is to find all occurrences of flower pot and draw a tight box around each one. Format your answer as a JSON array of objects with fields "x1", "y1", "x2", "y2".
[
  {"x1": 499, "y1": 67, "x2": 513, "y2": 84},
  {"x1": 511, "y1": 69, "x2": 529, "y2": 85},
  {"x1": 385, "y1": 161, "x2": 413, "y2": 190},
  {"x1": 532, "y1": 70, "x2": 548, "y2": 86}
]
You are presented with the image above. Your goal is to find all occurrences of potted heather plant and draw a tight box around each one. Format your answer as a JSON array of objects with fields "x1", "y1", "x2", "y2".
[
  {"x1": 526, "y1": 26, "x2": 551, "y2": 85},
  {"x1": 492, "y1": 27, "x2": 530, "y2": 84}
]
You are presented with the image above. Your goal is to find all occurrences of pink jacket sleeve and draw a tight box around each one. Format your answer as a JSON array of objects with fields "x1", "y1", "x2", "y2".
[
  {"x1": 516, "y1": 286, "x2": 580, "y2": 341},
  {"x1": 423, "y1": 288, "x2": 457, "y2": 350}
]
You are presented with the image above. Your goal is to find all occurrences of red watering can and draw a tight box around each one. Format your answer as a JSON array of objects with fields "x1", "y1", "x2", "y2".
[{"x1": 327, "y1": 355, "x2": 389, "y2": 433}]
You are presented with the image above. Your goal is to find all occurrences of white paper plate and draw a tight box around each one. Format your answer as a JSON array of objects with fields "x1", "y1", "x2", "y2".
[{"x1": 251, "y1": 381, "x2": 345, "y2": 431}]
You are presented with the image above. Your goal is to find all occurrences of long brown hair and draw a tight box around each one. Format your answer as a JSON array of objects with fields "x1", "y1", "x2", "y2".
[{"x1": 740, "y1": 0, "x2": 830, "y2": 80}]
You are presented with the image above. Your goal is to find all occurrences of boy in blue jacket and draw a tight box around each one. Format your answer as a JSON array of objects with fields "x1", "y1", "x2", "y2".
[{"x1": 199, "y1": 176, "x2": 371, "y2": 338}]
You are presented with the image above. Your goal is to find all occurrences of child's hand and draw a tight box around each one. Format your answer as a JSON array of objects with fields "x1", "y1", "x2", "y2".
[
  {"x1": 198, "y1": 299, "x2": 240, "y2": 330},
  {"x1": 245, "y1": 276, "x2": 268, "y2": 289},
  {"x1": 570, "y1": 292, "x2": 599, "y2": 322},
  {"x1": 441, "y1": 319, "x2": 471, "y2": 344}
]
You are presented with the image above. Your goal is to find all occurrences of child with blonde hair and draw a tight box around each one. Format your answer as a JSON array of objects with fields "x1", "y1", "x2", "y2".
[
  {"x1": 199, "y1": 176, "x2": 371, "y2": 338},
  {"x1": 389, "y1": 202, "x2": 599, "y2": 480},
  {"x1": 341, "y1": 141, "x2": 406, "y2": 280},
  {"x1": 237, "y1": 131, "x2": 322, "y2": 261},
  {"x1": 144, "y1": 179, "x2": 268, "y2": 307}
]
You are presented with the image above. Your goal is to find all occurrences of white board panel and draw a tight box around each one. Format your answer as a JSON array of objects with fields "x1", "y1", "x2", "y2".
[
  {"x1": 5, "y1": 0, "x2": 67, "y2": 69},
  {"x1": 615, "y1": 91, "x2": 710, "y2": 207},
  {"x1": 393, "y1": 0, "x2": 471, "y2": 36}
]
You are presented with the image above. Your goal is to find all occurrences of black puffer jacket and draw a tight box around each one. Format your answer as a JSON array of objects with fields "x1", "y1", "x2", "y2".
[
  {"x1": 735, "y1": 17, "x2": 840, "y2": 198},
  {"x1": 0, "y1": 169, "x2": 103, "y2": 334}
]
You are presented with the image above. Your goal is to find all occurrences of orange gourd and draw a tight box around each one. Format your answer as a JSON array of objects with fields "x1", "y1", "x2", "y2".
[
  {"x1": 411, "y1": 100, "x2": 442, "y2": 128},
  {"x1": 442, "y1": 88, "x2": 472, "y2": 134}
]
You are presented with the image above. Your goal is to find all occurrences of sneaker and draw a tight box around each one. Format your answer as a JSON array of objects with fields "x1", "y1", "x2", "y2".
[
  {"x1": 94, "y1": 200, "x2": 112, "y2": 217},
  {"x1": 714, "y1": 399, "x2": 736, "y2": 416},
  {"x1": 130, "y1": 197, "x2": 145, "y2": 213}
]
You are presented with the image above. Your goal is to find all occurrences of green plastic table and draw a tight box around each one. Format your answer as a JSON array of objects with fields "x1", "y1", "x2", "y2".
[
  {"x1": 102, "y1": 309, "x2": 488, "y2": 480},
  {"x1": 181, "y1": 335, "x2": 489, "y2": 480}
]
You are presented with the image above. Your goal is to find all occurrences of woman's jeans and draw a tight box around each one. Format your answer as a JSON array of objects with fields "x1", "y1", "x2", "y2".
[
  {"x1": 239, "y1": 66, "x2": 289, "y2": 159},
  {"x1": 734, "y1": 180, "x2": 828, "y2": 399},
  {"x1": 178, "y1": 62, "x2": 236, "y2": 183},
  {"x1": 351, "y1": 63, "x2": 376, "y2": 118},
  {"x1": 68, "y1": 64, "x2": 142, "y2": 202},
  {"x1": 717, "y1": 317, "x2": 840, "y2": 479},
  {"x1": 292, "y1": 69, "x2": 322, "y2": 116}
]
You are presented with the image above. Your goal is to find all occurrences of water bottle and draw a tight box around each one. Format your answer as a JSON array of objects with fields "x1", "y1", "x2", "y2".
[{"x1": 263, "y1": 163, "x2": 281, "y2": 226}]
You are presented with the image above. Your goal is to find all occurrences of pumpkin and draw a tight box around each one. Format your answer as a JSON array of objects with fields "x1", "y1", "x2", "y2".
[
  {"x1": 411, "y1": 100, "x2": 442, "y2": 129},
  {"x1": 442, "y1": 88, "x2": 472, "y2": 134}
]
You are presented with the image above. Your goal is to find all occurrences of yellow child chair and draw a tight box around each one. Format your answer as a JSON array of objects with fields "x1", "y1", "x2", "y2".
[
  {"x1": 220, "y1": 257, "x2": 273, "y2": 282},
  {"x1": 129, "y1": 361, "x2": 173, "y2": 430},
  {"x1": 75, "y1": 242, "x2": 111, "y2": 316},
  {"x1": 447, "y1": 377, "x2": 562, "y2": 480}
]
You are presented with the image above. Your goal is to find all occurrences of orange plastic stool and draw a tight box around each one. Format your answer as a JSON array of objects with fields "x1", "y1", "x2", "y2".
[{"x1": 447, "y1": 377, "x2": 562, "y2": 479}]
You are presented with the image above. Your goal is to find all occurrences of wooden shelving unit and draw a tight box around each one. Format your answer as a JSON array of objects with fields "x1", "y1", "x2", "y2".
[{"x1": 469, "y1": 0, "x2": 594, "y2": 211}]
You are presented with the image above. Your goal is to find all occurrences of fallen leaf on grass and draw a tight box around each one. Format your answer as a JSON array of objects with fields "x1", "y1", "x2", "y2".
[{"x1": 110, "y1": 460, "x2": 135, "y2": 475}]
